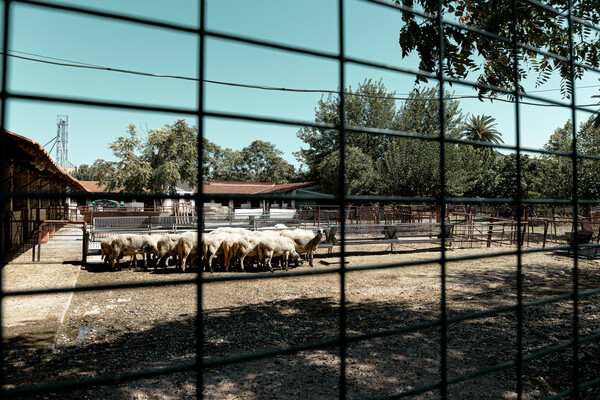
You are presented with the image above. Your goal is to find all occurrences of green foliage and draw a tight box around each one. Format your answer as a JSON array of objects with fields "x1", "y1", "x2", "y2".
[
  {"x1": 295, "y1": 79, "x2": 400, "y2": 180},
  {"x1": 205, "y1": 140, "x2": 296, "y2": 184},
  {"x1": 144, "y1": 120, "x2": 198, "y2": 193},
  {"x1": 490, "y1": 154, "x2": 546, "y2": 199},
  {"x1": 378, "y1": 138, "x2": 440, "y2": 197},
  {"x1": 298, "y1": 81, "x2": 480, "y2": 198},
  {"x1": 541, "y1": 117, "x2": 600, "y2": 200},
  {"x1": 397, "y1": 1, "x2": 600, "y2": 98},
  {"x1": 318, "y1": 147, "x2": 377, "y2": 195},
  {"x1": 70, "y1": 159, "x2": 109, "y2": 181},
  {"x1": 101, "y1": 124, "x2": 151, "y2": 193},
  {"x1": 462, "y1": 115, "x2": 504, "y2": 148},
  {"x1": 99, "y1": 120, "x2": 198, "y2": 194},
  {"x1": 94, "y1": 120, "x2": 296, "y2": 193},
  {"x1": 396, "y1": 87, "x2": 463, "y2": 138}
]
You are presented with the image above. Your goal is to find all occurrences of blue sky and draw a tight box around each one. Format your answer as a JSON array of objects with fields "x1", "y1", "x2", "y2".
[{"x1": 5, "y1": 0, "x2": 600, "y2": 169}]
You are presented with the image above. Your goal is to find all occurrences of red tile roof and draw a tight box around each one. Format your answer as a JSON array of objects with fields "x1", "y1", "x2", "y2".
[
  {"x1": 200, "y1": 181, "x2": 316, "y2": 195},
  {"x1": 257, "y1": 182, "x2": 317, "y2": 194},
  {"x1": 79, "y1": 181, "x2": 109, "y2": 193}
]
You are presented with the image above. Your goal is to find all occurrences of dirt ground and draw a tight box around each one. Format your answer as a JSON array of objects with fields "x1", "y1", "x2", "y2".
[{"x1": 2, "y1": 242, "x2": 600, "y2": 400}]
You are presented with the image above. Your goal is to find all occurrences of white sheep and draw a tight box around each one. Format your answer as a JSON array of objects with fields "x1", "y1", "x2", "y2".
[
  {"x1": 211, "y1": 227, "x2": 252, "y2": 235},
  {"x1": 202, "y1": 231, "x2": 229, "y2": 273},
  {"x1": 234, "y1": 234, "x2": 262, "y2": 272},
  {"x1": 177, "y1": 232, "x2": 200, "y2": 272},
  {"x1": 109, "y1": 234, "x2": 158, "y2": 270},
  {"x1": 156, "y1": 234, "x2": 183, "y2": 269},
  {"x1": 280, "y1": 228, "x2": 324, "y2": 267},
  {"x1": 257, "y1": 233, "x2": 301, "y2": 273},
  {"x1": 221, "y1": 233, "x2": 245, "y2": 272},
  {"x1": 100, "y1": 234, "x2": 118, "y2": 265}
]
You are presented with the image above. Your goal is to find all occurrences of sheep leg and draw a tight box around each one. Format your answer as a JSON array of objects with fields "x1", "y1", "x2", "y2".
[
  {"x1": 224, "y1": 248, "x2": 231, "y2": 272},
  {"x1": 283, "y1": 252, "x2": 289, "y2": 271},
  {"x1": 181, "y1": 251, "x2": 189, "y2": 273},
  {"x1": 156, "y1": 254, "x2": 168, "y2": 270},
  {"x1": 207, "y1": 253, "x2": 215, "y2": 273},
  {"x1": 203, "y1": 247, "x2": 209, "y2": 269},
  {"x1": 239, "y1": 254, "x2": 247, "y2": 272},
  {"x1": 115, "y1": 250, "x2": 122, "y2": 270},
  {"x1": 266, "y1": 251, "x2": 274, "y2": 273}
]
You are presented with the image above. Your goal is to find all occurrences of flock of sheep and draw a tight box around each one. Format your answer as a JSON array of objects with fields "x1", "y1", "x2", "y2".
[{"x1": 99, "y1": 225, "x2": 325, "y2": 273}]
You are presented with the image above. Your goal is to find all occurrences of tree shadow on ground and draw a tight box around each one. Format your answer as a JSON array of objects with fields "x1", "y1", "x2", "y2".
[{"x1": 4, "y1": 266, "x2": 600, "y2": 400}]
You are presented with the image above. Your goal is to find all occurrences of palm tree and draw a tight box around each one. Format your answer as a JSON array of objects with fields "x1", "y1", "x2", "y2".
[{"x1": 462, "y1": 115, "x2": 504, "y2": 148}]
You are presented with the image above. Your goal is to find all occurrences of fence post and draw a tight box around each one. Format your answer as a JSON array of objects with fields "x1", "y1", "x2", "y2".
[
  {"x1": 542, "y1": 220, "x2": 548, "y2": 248},
  {"x1": 486, "y1": 219, "x2": 494, "y2": 247},
  {"x1": 37, "y1": 231, "x2": 41, "y2": 262},
  {"x1": 32, "y1": 231, "x2": 38, "y2": 262},
  {"x1": 82, "y1": 224, "x2": 89, "y2": 265}
]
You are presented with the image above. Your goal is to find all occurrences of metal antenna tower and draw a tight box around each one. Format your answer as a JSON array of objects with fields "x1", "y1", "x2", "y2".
[
  {"x1": 56, "y1": 115, "x2": 68, "y2": 167},
  {"x1": 44, "y1": 115, "x2": 70, "y2": 167}
]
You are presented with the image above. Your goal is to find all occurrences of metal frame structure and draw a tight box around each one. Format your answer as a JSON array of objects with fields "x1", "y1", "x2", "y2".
[{"x1": 1, "y1": 0, "x2": 600, "y2": 399}]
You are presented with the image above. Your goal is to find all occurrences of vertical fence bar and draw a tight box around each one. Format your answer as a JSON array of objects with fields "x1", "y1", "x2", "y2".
[
  {"x1": 435, "y1": 1, "x2": 448, "y2": 398},
  {"x1": 197, "y1": 1, "x2": 206, "y2": 399},
  {"x1": 0, "y1": 0, "x2": 12, "y2": 394},
  {"x1": 566, "y1": 1, "x2": 580, "y2": 396},
  {"x1": 510, "y1": 0, "x2": 524, "y2": 397},
  {"x1": 337, "y1": 0, "x2": 347, "y2": 398}
]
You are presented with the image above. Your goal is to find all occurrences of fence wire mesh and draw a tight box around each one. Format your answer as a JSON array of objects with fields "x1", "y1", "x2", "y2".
[{"x1": 1, "y1": 0, "x2": 599, "y2": 399}]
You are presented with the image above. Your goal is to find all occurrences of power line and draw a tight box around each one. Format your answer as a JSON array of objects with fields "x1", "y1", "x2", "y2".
[{"x1": 3, "y1": 49, "x2": 600, "y2": 109}]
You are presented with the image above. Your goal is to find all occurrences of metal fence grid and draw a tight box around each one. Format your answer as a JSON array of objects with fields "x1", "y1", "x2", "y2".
[{"x1": 2, "y1": 0, "x2": 600, "y2": 399}]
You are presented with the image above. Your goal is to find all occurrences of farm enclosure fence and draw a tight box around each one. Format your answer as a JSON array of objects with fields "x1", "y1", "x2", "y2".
[{"x1": 2, "y1": 0, "x2": 600, "y2": 399}]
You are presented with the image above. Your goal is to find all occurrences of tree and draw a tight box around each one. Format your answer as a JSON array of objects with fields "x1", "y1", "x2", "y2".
[
  {"x1": 207, "y1": 140, "x2": 296, "y2": 184},
  {"x1": 100, "y1": 124, "x2": 151, "y2": 193},
  {"x1": 378, "y1": 87, "x2": 471, "y2": 198},
  {"x1": 296, "y1": 79, "x2": 400, "y2": 180},
  {"x1": 398, "y1": 1, "x2": 600, "y2": 98},
  {"x1": 144, "y1": 120, "x2": 198, "y2": 193},
  {"x1": 541, "y1": 117, "x2": 600, "y2": 201},
  {"x1": 488, "y1": 154, "x2": 546, "y2": 199},
  {"x1": 240, "y1": 140, "x2": 296, "y2": 184},
  {"x1": 299, "y1": 83, "x2": 474, "y2": 197},
  {"x1": 318, "y1": 147, "x2": 377, "y2": 195},
  {"x1": 95, "y1": 121, "x2": 297, "y2": 193},
  {"x1": 202, "y1": 137, "x2": 223, "y2": 181},
  {"x1": 70, "y1": 159, "x2": 108, "y2": 181},
  {"x1": 396, "y1": 87, "x2": 464, "y2": 138},
  {"x1": 462, "y1": 115, "x2": 504, "y2": 149},
  {"x1": 99, "y1": 121, "x2": 197, "y2": 194}
]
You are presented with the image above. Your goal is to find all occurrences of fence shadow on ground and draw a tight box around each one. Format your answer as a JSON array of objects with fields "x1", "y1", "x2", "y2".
[{"x1": 4, "y1": 261, "x2": 600, "y2": 400}]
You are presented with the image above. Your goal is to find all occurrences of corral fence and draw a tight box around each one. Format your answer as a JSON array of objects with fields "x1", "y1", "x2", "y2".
[
  {"x1": 2, "y1": 1, "x2": 600, "y2": 400},
  {"x1": 8, "y1": 220, "x2": 86, "y2": 264}
]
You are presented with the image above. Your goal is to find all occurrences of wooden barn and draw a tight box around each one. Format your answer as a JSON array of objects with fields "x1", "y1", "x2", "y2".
[{"x1": 3, "y1": 129, "x2": 88, "y2": 259}]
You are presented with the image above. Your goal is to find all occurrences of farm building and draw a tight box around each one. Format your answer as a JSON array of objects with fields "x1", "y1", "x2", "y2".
[
  {"x1": 3, "y1": 129, "x2": 89, "y2": 259},
  {"x1": 202, "y1": 180, "x2": 319, "y2": 210}
]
